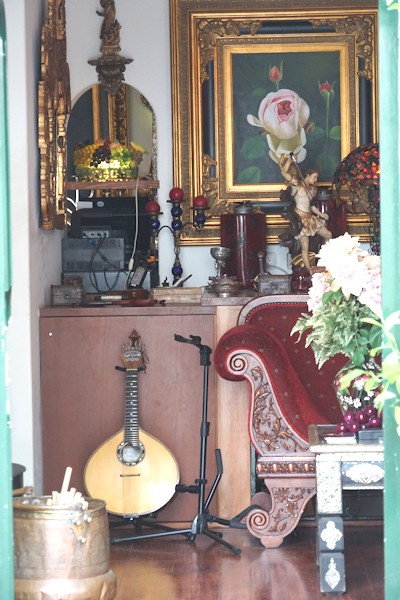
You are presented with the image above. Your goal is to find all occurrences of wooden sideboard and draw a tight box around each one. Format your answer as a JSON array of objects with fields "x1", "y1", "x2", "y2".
[{"x1": 39, "y1": 302, "x2": 251, "y2": 522}]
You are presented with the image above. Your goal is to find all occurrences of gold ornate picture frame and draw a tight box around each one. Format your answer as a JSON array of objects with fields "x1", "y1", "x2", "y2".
[{"x1": 169, "y1": 0, "x2": 378, "y2": 245}]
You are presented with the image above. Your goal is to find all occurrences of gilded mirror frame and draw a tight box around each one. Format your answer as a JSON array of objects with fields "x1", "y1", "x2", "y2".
[
  {"x1": 39, "y1": 0, "x2": 71, "y2": 230},
  {"x1": 170, "y1": 0, "x2": 378, "y2": 245}
]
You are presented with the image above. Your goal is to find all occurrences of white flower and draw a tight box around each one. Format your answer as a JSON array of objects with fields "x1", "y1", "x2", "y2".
[
  {"x1": 314, "y1": 234, "x2": 382, "y2": 309},
  {"x1": 247, "y1": 88, "x2": 310, "y2": 165}
]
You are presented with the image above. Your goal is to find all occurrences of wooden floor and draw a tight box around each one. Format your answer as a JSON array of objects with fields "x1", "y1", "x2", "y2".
[{"x1": 109, "y1": 522, "x2": 383, "y2": 600}]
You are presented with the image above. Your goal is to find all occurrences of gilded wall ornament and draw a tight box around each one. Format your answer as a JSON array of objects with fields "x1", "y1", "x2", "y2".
[{"x1": 38, "y1": 0, "x2": 71, "y2": 230}]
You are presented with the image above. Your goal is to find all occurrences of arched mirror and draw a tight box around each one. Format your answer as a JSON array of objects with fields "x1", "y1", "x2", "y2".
[
  {"x1": 64, "y1": 84, "x2": 158, "y2": 281},
  {"x1": 66, "y1": 83, "x2": 156, "y2": 184}
]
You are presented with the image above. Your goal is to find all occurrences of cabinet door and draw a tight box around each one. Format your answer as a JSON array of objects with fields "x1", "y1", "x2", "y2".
[{"x1": 40, "y1": 312, "x2": 216, "y2": 521}]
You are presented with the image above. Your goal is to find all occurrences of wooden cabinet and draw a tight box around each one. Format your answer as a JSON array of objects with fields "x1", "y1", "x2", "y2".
[
  {"x1": 40, "y1": 300, "x2": 254, "y2": 523},
  {"x1": 39, "y1": 305, "x2": 217, "y2": 521}
]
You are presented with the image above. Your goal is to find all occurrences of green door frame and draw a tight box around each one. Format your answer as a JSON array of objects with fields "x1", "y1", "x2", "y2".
[
  {"x1": 0, "y1": 0, "x2": 13, "y2": 598},
  {"x1": 379, "y1": 1, "x2": 400, "y2": 598}
]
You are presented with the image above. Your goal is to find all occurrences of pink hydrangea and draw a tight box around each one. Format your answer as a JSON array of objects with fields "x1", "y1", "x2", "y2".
[{"x1": 307, "y1": 271, "x2": 331, "y2": 312}]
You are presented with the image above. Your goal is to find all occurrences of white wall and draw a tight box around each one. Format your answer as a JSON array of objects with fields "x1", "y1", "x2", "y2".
[
  {"x1": 65, "y1": 0, "x2": 288, "y2": 287},
  {"x1": 5, "y1": 0, "x2": 63, "y2": 490},
  {"x1": 6, "y1": 0, "x2": 288, "y2": 490}
]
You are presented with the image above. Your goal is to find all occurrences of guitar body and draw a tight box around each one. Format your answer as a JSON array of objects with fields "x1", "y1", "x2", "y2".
[{"x1": 84, "y1": 426, "x2": 179, "y2": 516}]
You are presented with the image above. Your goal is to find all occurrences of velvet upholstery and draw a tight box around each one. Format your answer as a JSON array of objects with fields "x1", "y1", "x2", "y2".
[{"x1": 214, "y1": 295, "x2": 346, "y2": 548}]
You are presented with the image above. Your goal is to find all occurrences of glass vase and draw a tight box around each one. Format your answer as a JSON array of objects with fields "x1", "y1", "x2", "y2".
[{"x1": 333, "y1": 358, "x2": 382, "y2": 430}]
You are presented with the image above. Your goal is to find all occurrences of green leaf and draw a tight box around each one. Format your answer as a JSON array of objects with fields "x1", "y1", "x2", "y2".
[
  {"x1": 384, "y1": 310, "x2": 400, "y2": 330},
  {"x1": 329, "y1": 125, "x2": 341, "y2": 141},
  {"x1": 241, "y1": 136, "x2": 266, "y2": 160},
  {"x1": 382, "y1": 352, "x2": 400, "y2": 382},
  {"x1": 339, "y1": 369, "x2": 366, "y2": 388},
  {"x1": 236, "y1": 166, "x2": 261, "y2": 184},
  {"x1": 306, "y1": 126, "x2": 325, "y2": 142}
]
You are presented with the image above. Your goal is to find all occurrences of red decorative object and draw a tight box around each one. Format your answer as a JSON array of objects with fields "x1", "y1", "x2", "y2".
[
  {"x1": 144, "y1": 200, "x2": 161, "y2": 214},
  {"x1": 333, "y1": 143, "x2": 379, "y2": 196},
  {"x1": 169, "y1": 187, "x2": 185, "y2": 201},
  {"x1": 220, "y1": 204, "x2": 266, "y2": 288},
  {"x1": 193, "y1": 195, "x2": 208, "y2": 208}
]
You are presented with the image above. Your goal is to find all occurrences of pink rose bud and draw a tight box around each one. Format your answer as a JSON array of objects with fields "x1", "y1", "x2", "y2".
[{"x1": 269, "y1": 65, "x2": 282, "y2": 83}]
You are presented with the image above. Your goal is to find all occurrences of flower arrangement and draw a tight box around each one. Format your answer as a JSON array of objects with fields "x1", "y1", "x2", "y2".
[
  {"x1": 73, "y1": 138, "x2": 146, "y2": 182},
  {"x1": 291, "y1": 233, "x2": 382, "y2": 369}
]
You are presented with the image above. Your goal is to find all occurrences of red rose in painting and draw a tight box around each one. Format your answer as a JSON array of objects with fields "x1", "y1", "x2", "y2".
[{"x1": 319, "y1": 80, "x2": 335, "y2": 101}]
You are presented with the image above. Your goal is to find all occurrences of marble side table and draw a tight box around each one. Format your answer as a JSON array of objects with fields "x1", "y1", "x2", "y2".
[{"x1": 308, "y1": 424, "x2": 383, "y2": 594}]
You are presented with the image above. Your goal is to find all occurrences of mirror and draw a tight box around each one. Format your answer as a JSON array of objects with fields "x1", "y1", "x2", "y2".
[
  {"x1": 65, "y1": 84, "x2": 158, "y2": 275},
  {"x1": 66, "y1": 83, "x2": 156, "y2": 184}
]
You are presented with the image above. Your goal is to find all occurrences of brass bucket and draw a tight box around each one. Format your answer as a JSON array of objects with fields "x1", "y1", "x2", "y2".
[{"x1": 13, "y1": 496, "x2": 116, "y2": 600}]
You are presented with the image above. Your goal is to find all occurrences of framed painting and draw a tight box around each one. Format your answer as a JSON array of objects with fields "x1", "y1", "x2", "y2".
[{"x1": 169, "y1": 0, "x2": 378, "y2": 245}]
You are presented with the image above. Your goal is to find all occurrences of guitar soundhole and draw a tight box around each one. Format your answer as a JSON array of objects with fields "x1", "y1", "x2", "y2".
[{"x1": 117, "y1": 441, "x2": 145, "y2": 466}]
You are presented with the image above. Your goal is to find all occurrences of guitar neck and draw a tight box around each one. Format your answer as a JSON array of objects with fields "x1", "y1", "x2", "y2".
[{"x1": 124, "y1": 368, "x2": 139, "y2": 446}]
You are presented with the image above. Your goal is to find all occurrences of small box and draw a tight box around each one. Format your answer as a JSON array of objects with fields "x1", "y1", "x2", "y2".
[
  {"x1": 51, "y1": 283, "x2": 83, "y2": 306},
  {"x1": 258, "y1": 274, "x2": 291, "y2": 295}
]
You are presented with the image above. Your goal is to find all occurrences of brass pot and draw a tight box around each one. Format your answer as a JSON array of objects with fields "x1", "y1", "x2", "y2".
[{"x1": 13, "y1": 497, "x2": 116, "y2": 600}]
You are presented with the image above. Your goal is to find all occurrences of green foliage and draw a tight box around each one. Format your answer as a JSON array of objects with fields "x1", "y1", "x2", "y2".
[
  {"x1": 339, "y1": 311, "x2": 400, "y2": 431},
  {"x1": 291, "y1": 292, "x2": 379, "y2": 368}
]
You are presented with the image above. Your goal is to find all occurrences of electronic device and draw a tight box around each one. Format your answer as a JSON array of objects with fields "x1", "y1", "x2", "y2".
[
  {"x1": 68, "y1": 196, "x2": 151, "y2": 269},
  {"x1": 62, "y1": 237, "x2": 125, "y2": 272}
]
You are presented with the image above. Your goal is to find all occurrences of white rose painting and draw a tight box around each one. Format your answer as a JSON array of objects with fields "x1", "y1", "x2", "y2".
[
  {"x1": 232, "y1": 51, "x2": 341, "y2": 183},
  {"x1": 247, "y1": 88, "x2": 310, "y2": 165}
]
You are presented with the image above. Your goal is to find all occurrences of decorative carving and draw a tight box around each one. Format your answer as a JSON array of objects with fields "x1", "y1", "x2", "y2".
[
  {"x1": 88, "y1": 0, "x2": 133, "y2": 96},
  {"x1": 197, "y1": 19, "x2": 261, "y2": 82},
  {"x1": 201, "y1": 154, "x2": 220, "y2": 213},
  {"x1": 110, "y1": 87, "x2": 128, "y2": 145},
  {"x1": 311, "y1": 15, "x2": 375, "y2": 80},
  {"x1": 321, "y1": 520, "x2": 343, "y2": 550},
  {"x1": 251, "y1": 369, "x2": 309, "y2": 454},
  {"x1": 247, "y1": 485, "x2": 315, "y2": 547},
  {"x1": 38, "y1": 0, "x2": 71, "y2": 230},
  {"x1": 256, "y1": 461, "x2": 315, "y2": 476},
  {"x1": 344, "y1": 462, "x2": 384, "y2": 485},
  {"x1": 325, "y1": 557, "x2": 341, "y2": 591}
]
